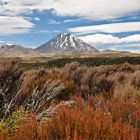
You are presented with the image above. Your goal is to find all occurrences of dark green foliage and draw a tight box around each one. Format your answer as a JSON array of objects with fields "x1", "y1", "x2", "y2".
[{"x1": 19, "y1": 57, "x2": 140, "y2": 70}]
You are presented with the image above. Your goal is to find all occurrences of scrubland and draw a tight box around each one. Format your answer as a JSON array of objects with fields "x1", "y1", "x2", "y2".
[{"x1": 0, "y1": 60, "x2": 140, "y2": 140}]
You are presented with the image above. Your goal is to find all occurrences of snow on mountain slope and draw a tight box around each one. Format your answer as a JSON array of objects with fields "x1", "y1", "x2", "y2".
[{"x1": 36, "y1": 33, "x2": 99, "y2": 54}]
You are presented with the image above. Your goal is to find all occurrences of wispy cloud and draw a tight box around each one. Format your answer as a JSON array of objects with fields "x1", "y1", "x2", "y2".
[
  {"x1": 79, "y1": 34, "x2": 140, "y2": 45},
  {"x1": 47, "y1": 19, "x2": 80, "y2": 25},
  {"x1": 63, "y1": 19, "x2": 80, "y2": 23},
  {"x1": 40, "y1": 30, "x2": 61, "y2": 34},
  {"x1": 0, "y1": 16, "x2": 35, "y2": 35},
  {"x1": 48, "y1": 19, "x2": 61, "y2": 24},
  {"x1": 79, "y1": 34, "x2": 140, "y2": 52},
  {"x1": 68, "y1": 22, "x2": 140, "y2": 34},
  {"x1": 34, "y1": 17, "x2": 40, "y2": 21}
]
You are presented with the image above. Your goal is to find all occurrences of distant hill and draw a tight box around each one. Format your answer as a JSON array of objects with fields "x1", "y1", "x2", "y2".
[
  {"x1": 0, "y1": 44, "x2": 38, "y2": 57},
  {"x1": 101, "y1": 49, "x2": 130, "y2": 53}
]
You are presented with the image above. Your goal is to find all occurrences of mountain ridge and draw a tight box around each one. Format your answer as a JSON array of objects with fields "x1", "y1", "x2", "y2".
[
  {"x1": 101, "y1": 49, "x2": 130, "y2": 53},
  {"x1": 0, "y1": 44, "x2": 38, "y2": 57}
]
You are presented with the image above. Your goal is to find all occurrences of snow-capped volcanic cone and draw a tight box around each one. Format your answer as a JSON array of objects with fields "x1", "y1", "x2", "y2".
[{"x1": 36, "y1": 33, "x2": 99, "y2": 54}]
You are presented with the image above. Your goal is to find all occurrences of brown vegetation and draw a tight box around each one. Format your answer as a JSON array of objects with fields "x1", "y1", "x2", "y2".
[{"x1": 0, "y1": 61, "x2": 140, "y2": 139}]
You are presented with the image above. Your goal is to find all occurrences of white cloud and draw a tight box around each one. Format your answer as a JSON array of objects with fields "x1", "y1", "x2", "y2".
[
  {"x1": 79, "y1": 34, "x2": 140, "y2": 45},
  {"x1": 63, "y1": 19, "x2": 80, "y2": 23},
  {"x1": 34, "y1": 17, "x2": 40, "y2": 21},
  {"x1": 120, "y1": 34, "x2": 140, "y2": 43},
  {"x1": 37, "y1": 0, "x2": 140, "y2": 20},
  {"x1": 48, "y1": 19, "x2": 61, "y2": 24},
  {"x1": 68, "y1": 22, "x2": 140, "y2": 34},
  {"x1": 47, "y1": 19, "x2": 80, "y2": 25},
  {"x1": 40, "y1": 30, "x2": 61, "y2": 33},
  {"x1": 0, "y1": 16, "x2": 35, "y2": 35},
  {"x1": 79, "y1": 34, "x2": 140, "y2": 52},
  {"x1": 79, "y1": 34, "x2": 119, "y2": 44},
  {"x1": 0, "y1": 0, "x2": 140, "y2": 20}
]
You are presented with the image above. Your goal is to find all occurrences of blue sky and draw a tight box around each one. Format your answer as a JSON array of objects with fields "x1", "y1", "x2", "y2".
[{"x1": 0, "y1": 0, "x2": 140, "y2": 52}]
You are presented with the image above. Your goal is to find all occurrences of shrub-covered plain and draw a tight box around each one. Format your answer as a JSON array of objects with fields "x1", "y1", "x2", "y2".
[{"x1": 0, "y1": 61, "x2": 140, "y2": 139}]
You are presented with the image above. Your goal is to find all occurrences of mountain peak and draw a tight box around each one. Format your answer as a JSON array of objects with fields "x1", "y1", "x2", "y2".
[
  {"x1": 36, "y1": 33, "x2": 99, "y2": 54},
  {"x1": 58, "y1": 33, "x2": 76, "y2": 39},
  {"x1": 59, "y1": 32, "x2": 72, "y2": 35}
]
